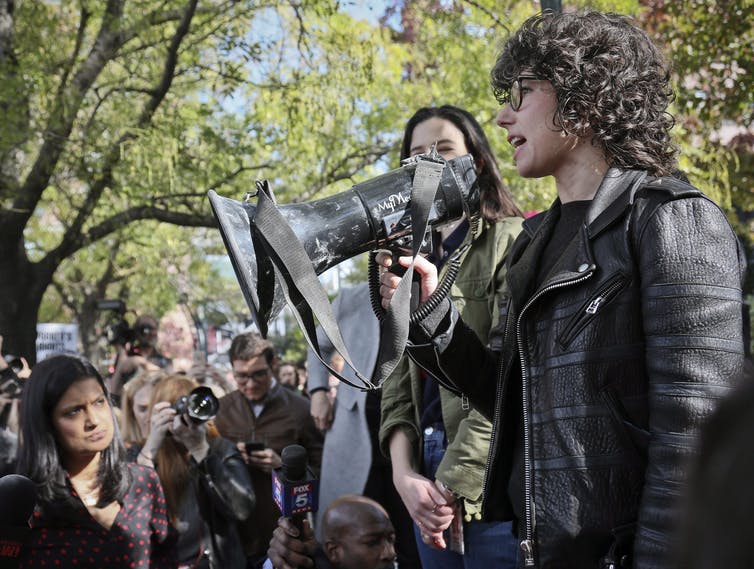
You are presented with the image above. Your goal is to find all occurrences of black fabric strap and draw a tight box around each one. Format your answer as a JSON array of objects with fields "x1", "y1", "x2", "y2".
[
  {"x1": 254, "y1": 188, "x2": 369, "y2": 390},
  {"x1": 372, "y1": 159, "x2": 444, "y2": 387}
]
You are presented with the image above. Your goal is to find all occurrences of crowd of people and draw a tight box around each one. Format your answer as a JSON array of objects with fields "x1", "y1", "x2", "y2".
[{"x1": 0, "y1": 9, "x2": 749, "y2": 569}]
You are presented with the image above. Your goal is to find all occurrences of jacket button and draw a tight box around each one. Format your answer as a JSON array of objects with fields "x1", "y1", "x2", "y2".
[{"x1": 577, "y1": 263, "x2": 589, "y2": 272}]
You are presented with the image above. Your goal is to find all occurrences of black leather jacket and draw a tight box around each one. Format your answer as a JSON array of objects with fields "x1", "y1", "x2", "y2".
[
  {"x1": 407, "y1": 169, "x2": 746, "y2": 569},
  {"x1": 187, "y1": 437, "x2": 256, "y2": 569}
]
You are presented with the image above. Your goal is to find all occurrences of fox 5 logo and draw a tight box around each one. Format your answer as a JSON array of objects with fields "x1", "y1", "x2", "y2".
[{"x1": 292, "y1": 483, "x2": 312, "y2": 510}]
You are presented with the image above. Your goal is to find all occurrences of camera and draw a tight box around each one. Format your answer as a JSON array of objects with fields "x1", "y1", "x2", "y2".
[
  {"x1": 1, "y1": 356, "x2": 24, "y2": 399},
  {"x1": 172, "y1": 386, "x2": 219, "y2": 424},
  {"x1": 96, "y1": 299, "x2": 135, "y2": 347},
  {"x1": 3, "y1": 355, "x2": 23, "y2": 375}
]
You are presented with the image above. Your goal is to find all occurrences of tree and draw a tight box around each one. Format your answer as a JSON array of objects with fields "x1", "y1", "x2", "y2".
[
  {"x1": 0, "y1": 0, "x2": 545, "y2": 362},
  {"x1": 0, "y1": 0, "x2": 411, "y2": 362},
  {"x1": 1, "y1": 0, "x2": 227, "y2": 360},
  {"x1": 5, "y1": 0, "x2": 750, "y2": 364}
]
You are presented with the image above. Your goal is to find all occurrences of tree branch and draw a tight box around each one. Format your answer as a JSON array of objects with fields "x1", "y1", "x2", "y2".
[
  {"x1": 85, "y1": 206, "x2": 217, "y2": 246},
  {"x1": 297, "y1": 144, "x2": 394, "y2": 202},
  {"x1": 137, "y1": 0, "x2": 198, "y2": 127},
  {"x1": 44, "y1": 0, "x2": 200, "y2": 273},
  {"x1": 13, "y1": 0, "x2": 127, "y2": 228},
  {"x1": 58, "y1": 3, "x2": 92, "y2": 96},
  {"x1": 461, "y1": 0, "x2": 510, "y2": 32}
]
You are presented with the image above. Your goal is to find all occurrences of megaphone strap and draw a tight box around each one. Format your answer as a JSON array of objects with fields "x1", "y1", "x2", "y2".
[
  {"x1": 253, "y1": 189, "x2": 373, "y2": 390},
  {"x1": 372, "y1": 158, "x2": 445, "y2": 387}
]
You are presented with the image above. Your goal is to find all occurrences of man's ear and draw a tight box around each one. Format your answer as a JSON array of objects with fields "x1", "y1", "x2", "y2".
[{"x1": 324, "y1": 539, "x2": 341, "y2": 564}]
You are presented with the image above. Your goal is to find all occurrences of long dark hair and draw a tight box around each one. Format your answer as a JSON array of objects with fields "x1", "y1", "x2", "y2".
[
  {"x1": 400, "y1": 105, "x2": 523, "y2": 222},
  {"x1": 491, "y1": 11, "x2": 677, "y2": 176},
  {"x1": 17, "y1": 354, "x2": 130, "y2": 506}
]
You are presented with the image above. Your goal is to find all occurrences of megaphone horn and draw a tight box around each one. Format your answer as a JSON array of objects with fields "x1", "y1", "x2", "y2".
[{"x1": 208, "y1": 153, "x2": 479, "y2": 337}]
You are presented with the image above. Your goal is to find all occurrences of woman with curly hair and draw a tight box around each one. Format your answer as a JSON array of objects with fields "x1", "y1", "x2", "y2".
[{"x1": 377, "y1": 11, "x2": 745, "y2": 569}]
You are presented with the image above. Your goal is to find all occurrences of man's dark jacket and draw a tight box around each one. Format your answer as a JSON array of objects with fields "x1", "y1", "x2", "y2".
[
  {"x1": 214, "y1": 383, "x2": 324, "y2": 562},
  {"x1": 407, "y1": 169, "x2": 746, "y2": 569}
]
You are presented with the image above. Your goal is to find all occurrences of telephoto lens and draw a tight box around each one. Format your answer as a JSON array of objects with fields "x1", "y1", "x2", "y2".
[{"x1": 172, "y1": 386, "x2": 219, "y2": 424}]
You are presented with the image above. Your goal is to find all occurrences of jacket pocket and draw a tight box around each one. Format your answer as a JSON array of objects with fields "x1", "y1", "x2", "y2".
[
  {"x1": 558, "y1": 272, "x2": 630, "y2": 349},
  {"x1": 600, "y1": 386, "x2": 649, "y2": 467}
]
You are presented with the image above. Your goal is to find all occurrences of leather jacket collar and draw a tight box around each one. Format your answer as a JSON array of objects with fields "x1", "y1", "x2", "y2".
[{"x1": 507, "y1": 169, "x2": 649, "y2": 309}]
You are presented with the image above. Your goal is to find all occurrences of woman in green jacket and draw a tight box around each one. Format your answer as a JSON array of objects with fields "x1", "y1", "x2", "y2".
[{"x1": 379, "y1": 105, "x2": 522, "y2": 569}]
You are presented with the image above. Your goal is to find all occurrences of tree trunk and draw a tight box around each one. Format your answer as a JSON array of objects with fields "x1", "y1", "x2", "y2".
[{"x1": 0, "y1": 241, "x2": 52, "y2": 365}]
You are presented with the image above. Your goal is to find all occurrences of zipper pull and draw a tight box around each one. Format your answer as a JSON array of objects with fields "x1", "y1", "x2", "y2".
[
  {"x1": 461, "y1": 394, "x2": 470, "y2": 411},
  {"x1": 520, "y1": 539, "x2": 535, "y2": 566},
  {"x1": 585, "y1": 295, "x2": 604, "y2": 314}
]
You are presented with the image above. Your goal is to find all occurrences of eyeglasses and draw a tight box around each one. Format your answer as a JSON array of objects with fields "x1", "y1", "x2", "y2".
[
  {"x1": 234, "y1": 367, "x2": 270, "y2": 384},
  {"x1": 509, "y1": 75, "x2": 541, "y2": 112}
]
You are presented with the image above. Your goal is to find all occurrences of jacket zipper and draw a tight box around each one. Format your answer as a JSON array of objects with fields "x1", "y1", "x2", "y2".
[
  {"x1": 516, "y1": 269, "x2": 594, "y2": 566},
  {"x1": 480, "y1": 302, "x2": 513, "y2": 519},
  {"x1": 585, "y1": 278, "x2": 625, "y2": 314},
  {"x1": 558, "y1": 274, "x2": 628, "y2": 349}
]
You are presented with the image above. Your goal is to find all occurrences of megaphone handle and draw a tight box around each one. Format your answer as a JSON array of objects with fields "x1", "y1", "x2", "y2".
[{"x1": 388, "y1": 262, "x2": 422, "y2": 313}]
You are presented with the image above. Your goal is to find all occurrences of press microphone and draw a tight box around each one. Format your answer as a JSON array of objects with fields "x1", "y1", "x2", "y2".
[
  {"x1": 0, "y1": 474, "x2": 37, "y2": 569},
  {"x1": 271, "y1": 445, "x2": 319, "y2": 534}
]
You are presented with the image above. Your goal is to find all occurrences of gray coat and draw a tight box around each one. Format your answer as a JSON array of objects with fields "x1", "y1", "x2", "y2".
[{"x1": 306, "y1": 283, "x2": 380, "y2": 537}]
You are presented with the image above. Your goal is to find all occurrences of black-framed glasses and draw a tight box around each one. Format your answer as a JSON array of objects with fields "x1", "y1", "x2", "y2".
[
  {"x1": 234, "y1": 367, "x2": 270, "y2": 384},
  {"x1": 509, "y1": 75, "x2": 541, "y2": 111}
]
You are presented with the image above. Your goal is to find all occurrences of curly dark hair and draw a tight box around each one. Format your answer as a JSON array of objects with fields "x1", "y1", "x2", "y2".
[
  {"x1": 490, "y1": 11, "x2": 678, "y2": 176},
  {"x1": 401, "y1": 105, "x2": 523, "y2": 221}
]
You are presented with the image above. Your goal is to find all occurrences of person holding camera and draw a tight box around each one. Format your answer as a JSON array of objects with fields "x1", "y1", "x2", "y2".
[
  {"x1": 136, "y1": 374, "x2": 256, "y2": 569},
  {"x1": 0, "y1": 334, "x2": 30, "y2": 475},
  {"x1": 108, "y1": 314, "x2": 171, "y2": 404}
]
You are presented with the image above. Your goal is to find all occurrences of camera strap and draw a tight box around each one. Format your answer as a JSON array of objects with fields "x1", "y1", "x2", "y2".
[{"x1": 252, "y1": 158, "x2": 444, "y2": 390}]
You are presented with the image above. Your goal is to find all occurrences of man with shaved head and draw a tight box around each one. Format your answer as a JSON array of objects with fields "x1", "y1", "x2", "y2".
[{"x1": 264, "y1": 495, "x2": 396, "y2": 569}]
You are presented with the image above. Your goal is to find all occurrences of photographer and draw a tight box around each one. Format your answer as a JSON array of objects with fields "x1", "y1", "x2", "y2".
[
  {"x1": 108, "y1": 314, "x2": 171, "y2": 404},
  {"x1": 0, "y1": 334, "x2": 30, "y2": 475},
  {"x1": 136, "y1": 374, "x2": 255, "y2": 569}
]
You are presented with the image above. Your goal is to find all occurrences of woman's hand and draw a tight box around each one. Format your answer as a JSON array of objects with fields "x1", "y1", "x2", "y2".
[
  {"x1": 393, "y1": 469, "x2": 454, "y2": 539},
  {"x1": 141, "y1": 401, "x2": 175, "y2": 458},
  {"x1": 376, "y1": 252, "x2": 439, "y2": 310}
]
